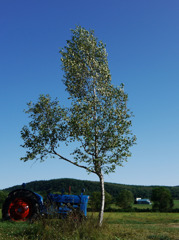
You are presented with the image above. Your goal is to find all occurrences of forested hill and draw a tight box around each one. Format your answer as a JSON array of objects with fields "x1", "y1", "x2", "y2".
[{"x1": 3, "y1": 178, "x2": 179, "y2": 200}]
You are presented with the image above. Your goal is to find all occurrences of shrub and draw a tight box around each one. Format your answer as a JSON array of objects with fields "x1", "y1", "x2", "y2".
[
  {"x1": 116, "y1": 189, "x2": 134, "y2": 209},
  {"x1": 89, "y1": 191, "x2": 112, "y2": 211},
  {"x1": 151, "y1": 187, "x2": 173, "y2": 212}
]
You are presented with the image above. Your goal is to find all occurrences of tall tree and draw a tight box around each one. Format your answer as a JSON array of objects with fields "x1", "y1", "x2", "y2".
[
  {"x1": 60, "y1": 26, "x2": 136, "y2": 224},
  {"x1": 21, "y1": 26, "x2": 136, "y2": 226}
]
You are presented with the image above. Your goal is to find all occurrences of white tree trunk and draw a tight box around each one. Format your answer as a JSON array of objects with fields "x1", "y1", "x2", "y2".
[{"x1": 99, "y1": 173, "x2": 105, "y2": 226}]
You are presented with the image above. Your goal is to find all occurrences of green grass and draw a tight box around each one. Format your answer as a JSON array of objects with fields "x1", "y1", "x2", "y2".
[
  {"x1": 104, "y1": 212, "x2": 179, "y2": 225},
  {"x1": 0, "y1": 210, "x2": 179, "y2": 240}
]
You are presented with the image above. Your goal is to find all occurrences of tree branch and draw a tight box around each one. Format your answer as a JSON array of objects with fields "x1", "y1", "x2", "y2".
[
  {"x1": 52, "y1": 148, "x2": 96, "y2": 174},
  {"x1": 79, "y1": 138, "x2": 95, "y2": 157}
]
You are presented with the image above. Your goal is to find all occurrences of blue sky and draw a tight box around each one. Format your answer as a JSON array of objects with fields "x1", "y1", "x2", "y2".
[{"x1": 0, "y1": 0, "x2": 179, "y2": 189}]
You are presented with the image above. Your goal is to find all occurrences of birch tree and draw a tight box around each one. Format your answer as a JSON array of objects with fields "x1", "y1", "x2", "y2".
[
  {"x1": 21, "y1": 26, "x2": 136, "y2": 226},
  {"x1": 60, "y1": 26, "x2": 136, "y2": 225}
]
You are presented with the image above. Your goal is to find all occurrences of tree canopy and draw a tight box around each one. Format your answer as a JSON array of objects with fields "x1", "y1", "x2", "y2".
[
  {"x1": 116, "y1": 189, "x2": 134, "y2": 209},
  {"x1": 151, "y1": 187, "x2": 174, "y2": 212},
  {"x1": 59, "y1": 26, "x2": 136, "y2": 175}
]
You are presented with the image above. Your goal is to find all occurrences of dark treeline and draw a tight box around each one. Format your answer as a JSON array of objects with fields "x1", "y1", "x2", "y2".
[{"x1": 3, "y1": 178, "x2": 179, "y2": 200}]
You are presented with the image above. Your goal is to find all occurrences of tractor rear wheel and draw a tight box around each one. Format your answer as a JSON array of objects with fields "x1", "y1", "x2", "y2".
[{"x1": 2, "y1": 189, "x2": 40, "y2": 222}]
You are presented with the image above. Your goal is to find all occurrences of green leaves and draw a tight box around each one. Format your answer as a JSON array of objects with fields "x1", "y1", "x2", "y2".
[
  {"x1": 21, "y1": 95, "x2": 68, "y2": 162},
  {"x1": 60, "y1": 26, "x2": 111, "y2": 99},
  {"x1": 65, "y1": 81, "x2": 136, "y2": 174}
]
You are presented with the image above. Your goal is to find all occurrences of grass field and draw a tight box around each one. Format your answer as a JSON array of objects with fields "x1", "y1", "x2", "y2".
[{"x1": 0, "y1": 210, "x2": 179, "y2": 240}]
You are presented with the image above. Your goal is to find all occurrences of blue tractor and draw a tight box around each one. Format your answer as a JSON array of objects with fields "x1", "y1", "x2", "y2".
[{"x1": 2, "y1": 186, "x2": 89, "y2": 222}]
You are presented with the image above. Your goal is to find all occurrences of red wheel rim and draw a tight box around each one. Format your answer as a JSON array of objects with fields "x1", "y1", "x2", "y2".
[{"x1": 8, "y1": 198, "x2": 30, "y2": 221}]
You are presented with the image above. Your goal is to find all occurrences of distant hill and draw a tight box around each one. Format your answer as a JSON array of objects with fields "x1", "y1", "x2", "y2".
[{"x1": 3, "y1": 178, "x2": 179, "y2": 200}]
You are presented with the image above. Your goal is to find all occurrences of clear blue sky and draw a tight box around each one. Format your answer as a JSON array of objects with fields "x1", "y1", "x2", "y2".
[{"x1": 0, "y1": 0, "x2": 179, "y2": 189}]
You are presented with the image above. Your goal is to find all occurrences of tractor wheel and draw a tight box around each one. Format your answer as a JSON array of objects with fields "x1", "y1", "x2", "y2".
[{"x1": 2, "y1": 189, "x2": 40, "y2": 222}]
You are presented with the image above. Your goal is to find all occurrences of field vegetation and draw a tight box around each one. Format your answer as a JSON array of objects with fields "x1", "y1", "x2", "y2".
[{"x1": 0, "y1": 209, "x2": 179, "y2": 240}]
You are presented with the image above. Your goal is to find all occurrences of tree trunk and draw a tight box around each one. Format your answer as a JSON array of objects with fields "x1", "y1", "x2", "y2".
[{"x1": 98, "y1": 173, "x2": 105, "y2": 226}]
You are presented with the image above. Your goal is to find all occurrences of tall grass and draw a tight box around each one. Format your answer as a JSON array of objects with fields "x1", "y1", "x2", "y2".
[
  {"x1": 0, "y1": 211, "x2": 179, "y2": 240},
  {"x1": 0, "y1": 213, "x2": 110, "y2": 240}
]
